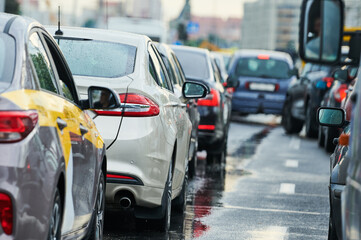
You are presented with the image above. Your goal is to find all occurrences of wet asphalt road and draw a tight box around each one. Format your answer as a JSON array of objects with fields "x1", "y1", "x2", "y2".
[{"x1": 103, "y1": 114, "x2": 331, "y2": 239}]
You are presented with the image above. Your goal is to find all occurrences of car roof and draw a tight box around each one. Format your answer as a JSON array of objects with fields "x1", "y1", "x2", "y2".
[
  {"x1": 170, "y1": 45, "x2": 210, "y2": 56},
  {"x1": 233, "y1": 49, "x2": 293, "y2": 66},
  {"x1": 45, "y1": 26, "x2": 149, "y2": 47}
]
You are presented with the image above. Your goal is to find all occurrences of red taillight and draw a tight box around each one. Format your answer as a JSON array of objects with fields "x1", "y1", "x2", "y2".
[
  {"x1": 94, "y1": 93, "x2": 160, "y2": 117},
  {"x1": 197, "y1": 89, "x2": 220, "y2": 107},
  {"x1": 245, "y1": 82, "x2": 250, "y2": 89},
  {"x1": 323, "y1": 77, "x2": 334, "y2": 88},
  {"x1": 107, "y1": 174, "x2": 135, "y2": 180},
  {"x1": 274, "y1": 83, "x2": 280, "y2": 92},
  {"x1": 334, "y1": 84, "x2": 348, "y2": 103},
  {"x1": 0, "y1": 193, "x2": 13, "y2": 235},
  {"x1": 257, "y1": 54, "x2": 270, "y2": 60},
  {"x1": 198, "y1": 125, "x2": 216, "y2": 130},
  {"x1": 0, "y1": 110, "x2": 38, "y2": 143}
]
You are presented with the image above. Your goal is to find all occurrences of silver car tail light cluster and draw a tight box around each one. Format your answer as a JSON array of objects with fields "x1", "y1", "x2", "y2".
[
  {"x1": 0, "y1": 110, "x2": 38, "y2": 143},
  {"x1": 94, "y1": 93, "x2": 160, "y2": 117}
]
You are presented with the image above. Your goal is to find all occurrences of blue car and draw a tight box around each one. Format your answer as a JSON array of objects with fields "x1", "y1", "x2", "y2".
[{"x1": 228, "y1": 50, "x2": 297, "y2": 115}]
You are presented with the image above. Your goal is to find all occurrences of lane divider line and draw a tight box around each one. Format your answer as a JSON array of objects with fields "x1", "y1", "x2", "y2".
[
  {"x1": 280, "y1": 183, "x2": 295, "y2": 194},
  {"x1": 285, "y1": 159, "x2": 299, "y2": 168}
]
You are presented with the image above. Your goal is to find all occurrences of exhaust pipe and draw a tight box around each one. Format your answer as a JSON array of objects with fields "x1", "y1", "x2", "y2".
[{"x1": 119, "y1": 197, "x2": 132, "y2": 209}]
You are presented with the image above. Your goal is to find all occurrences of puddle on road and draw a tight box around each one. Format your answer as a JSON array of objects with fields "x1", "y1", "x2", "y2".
[{"x1": 103, "y1": 126, "x2": 274, "y2": 240}]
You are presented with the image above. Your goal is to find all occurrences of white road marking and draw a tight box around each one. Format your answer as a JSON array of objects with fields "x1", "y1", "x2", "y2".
[
  {"x1": 285, "y1": 159, "x2": 299, "y2": 168},
  {"x1": 289, "y1": 136, "x2": 301, "y2": 150},
  {"x1": 280, "y1": 183, "x2": 295, "y2": 194},
  {"x1": 189, "y1": 205, "x2": 328, "y2": 216},
  {"x1": 250, "y1": 226, "x2": 288, "y2": 240}
]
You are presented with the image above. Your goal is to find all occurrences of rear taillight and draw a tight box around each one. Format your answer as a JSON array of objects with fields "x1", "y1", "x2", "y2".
[
  {"x1": 334, "y1": 84, "x2": 348, "y2": 103},
  {"x1": 0, "y1": 110, "x2": 38, "y2": 143},
  {"x1": 94, "y1": 93, "x2": 160, "y2": 117},
  {"x1": 198, "y1": 89, "x2": 220, "y2": 107},
  {"x1": 274, "y1": 83, "x2": 280, "y2": 92},
  {"x1": 107, "y1": 174, "x2": 136, "y2": 180},
  {"x1": 198, "y1": 125, "x2": 216, "y2": 130},
  {"x1": 0, "y1": 193, "x2": 13, "y2": 235},
  {"x1": 323, "y1": 77, "x2": 334, "y2": 88}
]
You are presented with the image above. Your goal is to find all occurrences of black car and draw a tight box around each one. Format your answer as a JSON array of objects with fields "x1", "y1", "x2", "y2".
[
  {"x1": 319, "y1": 66, "x2": 358, "y2": 152},
  {"x1": 282, "y1": 62, "x2": 339, "y2": 137},
  {"x1": 155, "y1": 43, "x2": 201, "y2": 178},
  {"x1": 171, "y1": 45, "x2": 233, "y2": 164}
]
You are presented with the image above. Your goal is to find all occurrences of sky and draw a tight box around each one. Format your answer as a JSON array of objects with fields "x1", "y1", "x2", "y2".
[
  {"x1": 52, "y1": 0, "x2": 255, "y2": 23},
  {"x1": 162, "y1": 0, "x2": 248, "y2": 21}
]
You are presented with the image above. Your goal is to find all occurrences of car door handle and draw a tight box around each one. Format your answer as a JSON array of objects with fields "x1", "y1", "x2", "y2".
[
  {"x1": 79, "y1": 124, "x2": 89, "y2": 136},
  {"x1": 56, "y1": 118, "x2": 67, "y2": 131},
  {"x1": 180, "y1": 103, "x2": 187, "y2": 108}
]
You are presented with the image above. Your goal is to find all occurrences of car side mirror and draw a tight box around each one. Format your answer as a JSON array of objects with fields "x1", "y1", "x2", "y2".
[
  {"x1": 332, "y1": 69, "x2": 348, "y2": 81},
  {"x1": 299, "y1": 0, "x2": 344, "y2": 64},
  {"x1": 317, "y1": 107, "x2": 346, "y2": 128},
  {"x1": 226, "y1": 76, "x2": 239, "y2": 88},
  {"x1": 182, "y1": 81, "x2": 208, "y2": 99},
  {"x1": 87, "y1": 86, "x2": 121, "y2": 110}
]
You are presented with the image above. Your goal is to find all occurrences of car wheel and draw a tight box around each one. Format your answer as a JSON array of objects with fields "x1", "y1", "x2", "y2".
[
  {"x1": 157, "y1": 160, "x2": 172, "y2": 232},
  {"x1": 48, "y1": 188, "x2": 62, "y2": 240},
  {"x1": 325, "y1": 128, "x2": 337, "y2": 153},
  {"x1": 188, "y1": 140, "x2": 198, "y2": 179},
  {"x1": 328, "y1": 214, "x2": 338, "y2": 240},
  {"x1": 318, "y1": 126, "x2": 325, "y2": 147},
  {"x1": 206, "y1": 137, "x2": 226, "y2": 165},
  {"x1": 282, "y1": 98, "x2": 303, "y2": 134},
  {"x1": 305, "y1": 100, "x2": 317, "y2": 138},
  {"x1": 88, "y1": 171, "x2": 105, "y2": 240},
  {"x1": 173, "y1": 165, "x2": 188, "y2": 213}
]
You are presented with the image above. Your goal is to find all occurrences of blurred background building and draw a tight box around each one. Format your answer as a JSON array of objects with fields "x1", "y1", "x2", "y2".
[{"x1": 241, "y1": 0, "x2": 300, "y2": 56}]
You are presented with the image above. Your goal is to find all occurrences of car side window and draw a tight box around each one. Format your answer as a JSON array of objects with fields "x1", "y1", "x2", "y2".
[
  {"x1": 171, "y1": 53, "x2": 186, "y2": 86},
  {"x1": 41, "y1": 33, "x2": 77, "y2": 103},
  {"x1": 148, "y1": 46, "x2": 171, "y2": 91},
  {"x1": 28, "y1": 32, "x2": 58, "y2": 94}
]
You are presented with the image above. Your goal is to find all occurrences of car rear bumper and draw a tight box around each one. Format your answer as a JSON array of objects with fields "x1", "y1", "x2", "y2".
[
  {"x1": 104, "y1": 116, "x2": 173, "y2": 208},
  {"x1": 197, "y1": 106, "x2": 226, "y2": 151},
  {"x1": 232, "y1": 92, "x2": 286, "y2": 114}
]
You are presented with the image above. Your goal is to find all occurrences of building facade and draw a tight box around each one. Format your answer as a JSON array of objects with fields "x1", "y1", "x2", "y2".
[{"x1": 241, "y1": 0, "x2": 300, "y2": 51}]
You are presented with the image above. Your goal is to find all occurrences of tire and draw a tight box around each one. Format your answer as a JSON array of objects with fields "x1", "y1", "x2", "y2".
[
  {"x1": 325, "y1": 128, "x2": 337, "y2": 153},
  {"x1": 206, "y1": 137, "x2": 226, "y2": 165},
  {"x1": 88, "y1": 171, "x2": 105, "y2": 240},
  {"x1": 48, "y1": 188, "x2": 62, "y2": 240},
  {"x1": 328, "y1": 214, "x2": 338, "y2": 240},
  {"x1": 282, "y1": 98, "x2": 303, "y2": 134},
  {"x1": 305, "y1": 100, "x2": 318, "y2": 138},
  {"x1": 188, "y1": 139, "x2": 197, "y2": 179},
  {"x1": 157, "y1": 160, "x2": 172, "y2": 232},
  {"x1": 173, "y1": 165, "x2": 188, "y2": 213},
  {"x1": 318, "y1": 126, "x2": 325, "y2": 147}
]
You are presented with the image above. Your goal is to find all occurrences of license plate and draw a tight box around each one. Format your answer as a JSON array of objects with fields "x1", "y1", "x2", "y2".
[{"x1": 249, "y1": 83, "x2": 275, "y2": 92}]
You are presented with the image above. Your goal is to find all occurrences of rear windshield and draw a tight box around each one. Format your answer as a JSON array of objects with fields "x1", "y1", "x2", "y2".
[
  {"x1": 0, "y1": 33, "x2": 15, "y2": 90},
  {"x1": 173, "y1": 50, "x2": 210, "y2": 80},
  {"x1": 234, "y1": 57, "x2": 291, "y2": 79},
  {"x1": 58, "y1": 38, "x2": 136, "y2": 78}
]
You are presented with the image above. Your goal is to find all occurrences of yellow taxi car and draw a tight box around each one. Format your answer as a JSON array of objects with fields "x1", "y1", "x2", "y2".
[{"x1": 0, "y1": 13, "x2": 121, "y2": 239}]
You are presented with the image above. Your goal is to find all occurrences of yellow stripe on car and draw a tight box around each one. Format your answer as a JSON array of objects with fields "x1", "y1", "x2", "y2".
[{"x1": 1, "y1": 89, "x2": 104, "y2": 166}]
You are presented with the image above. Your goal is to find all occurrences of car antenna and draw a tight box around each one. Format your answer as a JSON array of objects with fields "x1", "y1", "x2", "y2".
[{"x1": 55, "y1": 6, "x2": 63, "y2": 36}]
